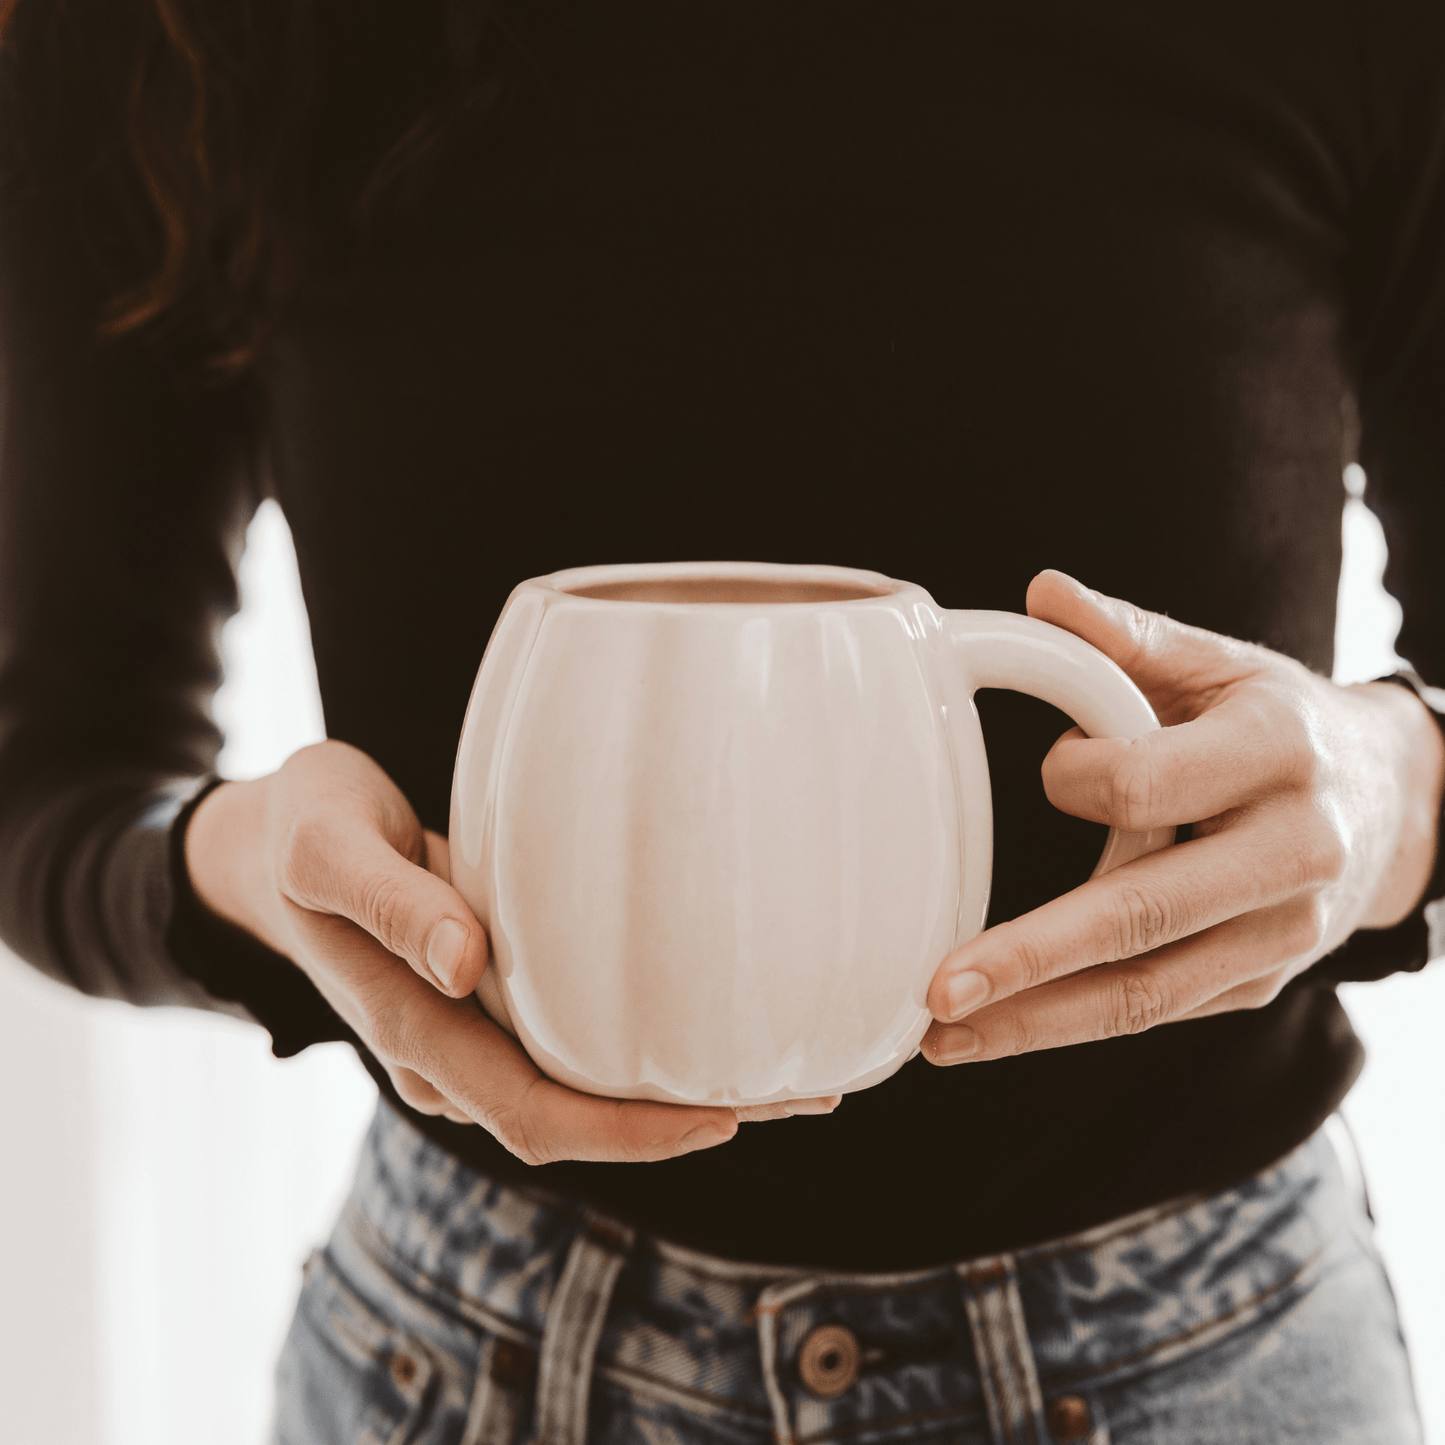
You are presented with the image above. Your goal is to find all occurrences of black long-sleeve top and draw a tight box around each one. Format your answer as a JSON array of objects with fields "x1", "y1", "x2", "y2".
[{"x1": 3, "y1": 0, "x2": 1444, "y2": 1270}]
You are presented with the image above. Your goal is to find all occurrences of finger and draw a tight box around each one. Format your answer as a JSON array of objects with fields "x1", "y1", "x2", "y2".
[
  {"x1": 735, "y1": 1096, "x2": 842, "y2": 1123},
  {"x1": 924, "y1": 898, "x2": 1324, "y2": 1064},
  {"x1": 423, "y1": 828, "x2": 514, "y2": 1032},
  {"x1": 296, "y1": 914, "x2": 739, "y2": 1165},
  {"x1": 278, "y1": 819, "x2": 489, "y2": 997},
  {"x1": 388, "y1": 1063, "x2": 470, "y2": 1122},
  {"x1": 1025, "y1": 570, "x2": 1260, "y2": 722},
  {"x1": 440, "y1": 1021, "x2": 740, "y2": 1164},
  {"x1": 928, "y1": 813, "x2": 1336, "y2": 1021},
  {"x1": 1172, "y1": 968, "x2": 1292, "y2": 1021},
  {"x1": 386, "y1": 1065, "x2": 479, "y2": 1126},
  {"x1": 1040, "y1": 689, "x2": 1311, "y2": 832}
]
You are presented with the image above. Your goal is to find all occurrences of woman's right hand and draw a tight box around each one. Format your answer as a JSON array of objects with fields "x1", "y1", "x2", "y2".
[{"x1": 183, "y1": 740, "x2": 753, "y2": 1164}]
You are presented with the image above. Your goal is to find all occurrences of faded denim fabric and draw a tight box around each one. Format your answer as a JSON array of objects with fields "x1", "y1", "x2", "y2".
[{"x1": 273, "y1": 1101, "x2": 1421, "y2": 1444}]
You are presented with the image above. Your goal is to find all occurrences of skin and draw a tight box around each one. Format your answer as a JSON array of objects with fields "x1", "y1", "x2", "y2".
[
  {"x1": 185, "y1": 742, "x2": 839, "y2": 1166},
  {"x1": 187, "y1": 568, "x2": 1444, "y2": 1161},
  {"x1": 923, "y1": 570, "x2": 1445, "y2": 1066}
]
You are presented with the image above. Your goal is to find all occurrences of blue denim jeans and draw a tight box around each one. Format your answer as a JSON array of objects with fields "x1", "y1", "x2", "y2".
[{"x1": 273, "y1": 1100, "x2": 1421, "y2": 1444}]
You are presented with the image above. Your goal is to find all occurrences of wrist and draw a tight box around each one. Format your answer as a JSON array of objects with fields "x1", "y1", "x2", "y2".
[
  {"x1": 184, "y1": 774, "x2": 284, "y2": 949},
  {"x1": 1354, "y1": 678, "x2": 1445, "y2": 926}
]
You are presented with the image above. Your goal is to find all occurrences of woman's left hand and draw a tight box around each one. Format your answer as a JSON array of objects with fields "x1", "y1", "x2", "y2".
[{"x1": 923, "y1": 570, "x2": 1445, "y2": 1066}]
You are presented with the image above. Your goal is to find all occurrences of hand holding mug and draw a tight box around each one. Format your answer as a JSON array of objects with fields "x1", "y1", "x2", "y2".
[
  {"x1": 924, "y1": 570, "x2": 1445, "y2": 1065},
  {"x1": 184, "y1": 740, "x2": 775, "y2": 1165}
]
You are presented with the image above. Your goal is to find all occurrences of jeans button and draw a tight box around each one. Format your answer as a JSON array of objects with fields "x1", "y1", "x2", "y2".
[
  {"x1": 1047, "y1": 1395, "x2": 1092, "y2": 1442},
  {"x1": 797, "y1": 1324, "x2": 860, "y2": 1398}
]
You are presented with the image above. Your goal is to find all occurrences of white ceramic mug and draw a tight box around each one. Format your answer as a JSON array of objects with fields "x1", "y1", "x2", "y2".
[{"x1": 448, "y1": 561, "x2": 1173, "y2": 1108}]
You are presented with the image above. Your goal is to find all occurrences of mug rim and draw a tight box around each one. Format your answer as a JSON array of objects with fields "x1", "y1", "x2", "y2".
[{"x1": 533, "y1": 559, "x2": 918, "y2": 608}]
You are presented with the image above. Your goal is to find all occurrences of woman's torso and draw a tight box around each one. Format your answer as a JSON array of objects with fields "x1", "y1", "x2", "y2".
[{"x1": 244, "y1": 0, "x2": 1443, "y2": 1265}]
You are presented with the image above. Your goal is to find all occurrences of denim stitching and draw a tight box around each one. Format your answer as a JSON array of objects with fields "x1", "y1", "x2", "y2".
[
  {"x1": 1046, "y1": 1242, "x2": 1325, "y2": 1389},
  {"x1": 343, "y1": 1197, "x2": 542, "y2": 1347},
  {"x1": 593, "y1": 1356, "x2": 775, "y2": 1423}
]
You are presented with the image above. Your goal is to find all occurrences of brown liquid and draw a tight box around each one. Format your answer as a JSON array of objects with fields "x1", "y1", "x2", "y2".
[{"x1": 564, "y1": 576, "x2": 888, "y2": 605}]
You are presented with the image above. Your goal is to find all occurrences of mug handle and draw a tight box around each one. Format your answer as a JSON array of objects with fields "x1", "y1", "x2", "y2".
[{"x1": 939, "y1": 609, "x2": 1175, "y2": 942}]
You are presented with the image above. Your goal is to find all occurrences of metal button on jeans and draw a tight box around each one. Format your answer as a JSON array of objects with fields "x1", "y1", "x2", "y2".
[
  {"x1": 1047, "y1": 1394, "x2": 1092, "y2": 1441},
  {"x1": 797, "y1": 1324, "x2": 860, "y2": 1398}
]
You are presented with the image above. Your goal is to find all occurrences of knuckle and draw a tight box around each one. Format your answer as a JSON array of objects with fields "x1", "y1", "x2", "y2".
[
  {"x1": 484, "y1": 1079, "x2": 558, "y2": 1167},
  {"x1": 1231, "y1": 690, "x2": 1305, "y2": 788},
  {"x1": 1256, "y1": 972, "x2": 1288, "y2": 1006},
  {"x1": 1281, "y1": 896, "x2": 1328, "y2": 958},
  {"x1": 1005, "y1": 924, "x2": 1054, "y2": 991},
  {"x1": 992, "y1": 1014, "x2": 1038, "y2": 1060},
  {"x1": 367, "y1": 996, "x2": 422, "y2": 1066},
  {"x1": 1237, "y1": 973, "x2": 1287, "y2": 1010},
  {"x1": 391, "y1": 1070, "x2": 442, "y2": 1114},
  {"x1": 359, "y1": 871, "x2": 413, "y2": 956},
  {"x1": 1288, "y1": 725, "x2": 1320, "y2": 788},
  {"x1": 1109, "y1": 751, "x2": 1159, "y2": 832},
  {"x1": 1298, "y1": 825, "x2": 1348, "y2": 888},
  {"x1": 608, "y1": 1101, "x2": 664, "y2": 1163},
  {"x1": 1103, "y1": 881, "x2": 1176, "y2": 960},
  {"x1": 1271, "y1": 706, "x2": 1320, "y2": 789},
  {"x1": 1106, "y1": 972, "x2": 1173, "y2": 1037},
  {"x1": 368, "y1": 1008, "x2": 405, "y2": 1061},
  {"x1": 490, "y1": 1109, "x2": 553, "y2": 1168},
  {"x1": 1119, "y1": 601, "x2": 1162, "y2": 664}
]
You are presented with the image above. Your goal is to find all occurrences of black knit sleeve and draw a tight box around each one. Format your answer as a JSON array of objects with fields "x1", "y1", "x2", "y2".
[
  {"x1": 1315, "y1": 6, "x2": 1445, "y2": 983},
  {"x1": 0, "y1": 0, "x2": 349, "y2": 1052}
]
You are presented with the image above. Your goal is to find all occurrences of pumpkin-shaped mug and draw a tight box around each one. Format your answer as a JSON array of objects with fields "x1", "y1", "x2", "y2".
[{"x1": 448, "y1": 561, "x2": 1172, "y2": 1108}]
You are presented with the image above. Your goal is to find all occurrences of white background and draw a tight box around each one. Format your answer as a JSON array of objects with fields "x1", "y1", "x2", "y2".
[{"x1": 1, "y1": 479, "x2": 1441, "y2": 1444}]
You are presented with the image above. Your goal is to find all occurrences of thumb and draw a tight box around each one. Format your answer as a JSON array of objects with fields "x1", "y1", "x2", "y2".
[
  {"x1": 279, "y1": 821, "x2": 489, "y2": 997},
  {"x1": 1025, "y1": 570, "x2": 1257, "y2": 720}
]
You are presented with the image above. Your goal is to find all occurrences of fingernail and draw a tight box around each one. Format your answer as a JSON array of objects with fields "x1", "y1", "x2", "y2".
[
  {"x1": 426, "y1": 918, "x2": 469, "y2": 990},
  {"x1": 935, "y1": 1026, "x2": 981, "y2": 1064},
  {"x1": 786, "y1": 1096, "x2": 841, "y2": 1115},
  {"x1": 683, "y1": 1121, "x2": 735, "y2": 1151},
  {"x1": 944, "y1": 969, "x2": 991, "y2": 1020}
]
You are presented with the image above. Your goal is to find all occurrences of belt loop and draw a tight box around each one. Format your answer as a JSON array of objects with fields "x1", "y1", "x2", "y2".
[
  {"x1": 754, "y1": 1277, "x2": 820, "y2": 1445},
  {"x1": 957, "y1": 1254, "x2": 1047, "y2": 1445},
  {"x1": 536, "y1": 1215, "x2": 635, "y2": 1445}
]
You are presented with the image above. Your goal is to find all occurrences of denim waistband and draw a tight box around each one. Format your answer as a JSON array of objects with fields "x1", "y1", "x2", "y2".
[{"x1": 331, "y1": 1101, "x2": 1356, "y2": 1442}]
